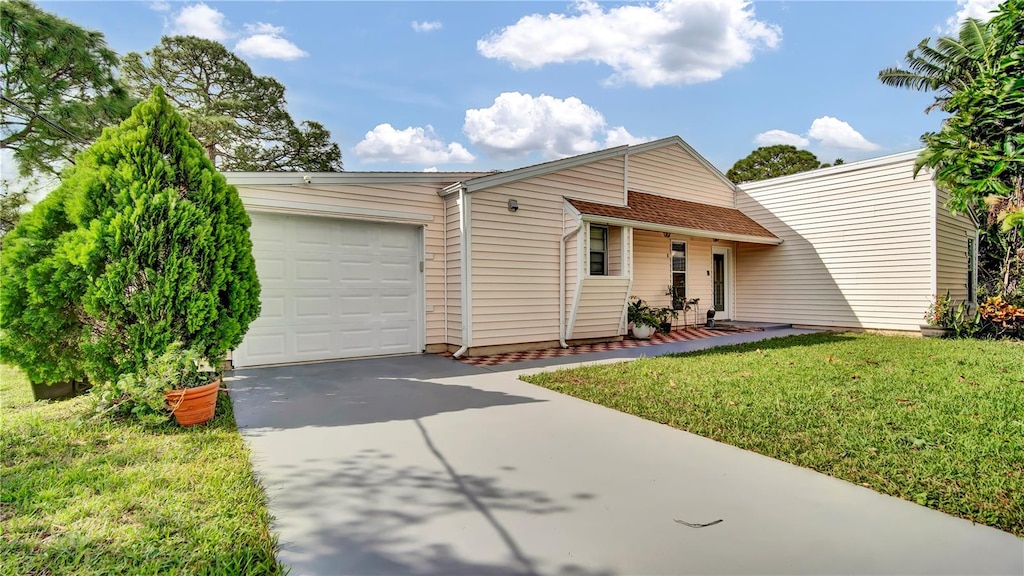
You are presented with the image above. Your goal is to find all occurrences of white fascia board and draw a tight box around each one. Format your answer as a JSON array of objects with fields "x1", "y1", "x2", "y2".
[
  {"x1": 581, "y1": 215, "x2": 782, "y2": 245},
  {"x1": 242, "y1": 196, "x2": 433, "y2": 223},
  {"x1": 461, "y1": 146, "x2": 629, "y2": 193},
  {"x1": 626, "y1": 136, "x2": 739, "y2": 194},
  {"x1": 225, "y1": 171, "x2": 487, "y2": 187},
  {"x1": 739, "y1": 149, "x2": 924, "y2": 190}
]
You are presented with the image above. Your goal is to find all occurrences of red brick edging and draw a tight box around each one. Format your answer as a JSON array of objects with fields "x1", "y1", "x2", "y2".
[{"x1": 442, "y1": 326, "x2": 759, "y2": 366}]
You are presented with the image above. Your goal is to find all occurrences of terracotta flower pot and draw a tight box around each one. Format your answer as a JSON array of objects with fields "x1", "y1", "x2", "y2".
[{"x1": 164, "y1": 379, "x2": 221, "y2": 426}]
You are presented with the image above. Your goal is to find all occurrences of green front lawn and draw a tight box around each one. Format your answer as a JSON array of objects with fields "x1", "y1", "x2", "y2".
[
  {"x1": 0, "y1": 365, "x2": 283, "y2": 575},
  {"x1": 524, "y1": 333, "x2": 1024, "y2": 536}
]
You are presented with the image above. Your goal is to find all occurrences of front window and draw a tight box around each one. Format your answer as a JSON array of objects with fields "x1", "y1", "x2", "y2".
[
  {"x1": 671, "y1": 241, "x2": 686, "y2": 308},
  {"x1": 590, "y1": 225, "x2": 607, "y2": 276}
]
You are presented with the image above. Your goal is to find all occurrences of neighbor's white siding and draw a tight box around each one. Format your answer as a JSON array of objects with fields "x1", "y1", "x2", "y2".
[
  {"x1": 570, "y1": 277, "x2": 631, "y2": 339},
  {"x1": 627, "y1": 145, "x2": 734, "y2": 208},
  {"x1": 469, "y1": 158, "x2": 625, "y2": 347},
  {"x1": 935, "y1": 186, "x2": 977, "y2": 303},
  {"x1": 236, "y1": 182, "x2": 454, "y2": 345},
  {"x1": 734, "y1": 153, "x2": 938, "y2": 331}
]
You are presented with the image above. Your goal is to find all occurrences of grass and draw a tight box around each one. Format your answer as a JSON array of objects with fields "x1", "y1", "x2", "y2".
[
  {"x1": 523, "y1": 332, "x2": 1024, "y2": 536},
  {"x1": 0, "y1": 365, "x2": 283, "y2": 575}
]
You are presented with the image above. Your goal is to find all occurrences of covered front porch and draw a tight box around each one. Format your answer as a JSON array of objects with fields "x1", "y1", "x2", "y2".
[{"x1": 561, "y1": 191, "x2": 782, "y2": 344}]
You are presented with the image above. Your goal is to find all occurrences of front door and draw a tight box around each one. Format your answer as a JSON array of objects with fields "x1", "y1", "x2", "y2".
[{"x1": 712, "y1": 246, "x2": 731, "y2": 319}]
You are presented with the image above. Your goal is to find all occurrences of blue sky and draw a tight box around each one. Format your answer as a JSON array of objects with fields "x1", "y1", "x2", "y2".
[{"x1": 31, "y1": 0, "x2": 1005, "y2": 173}]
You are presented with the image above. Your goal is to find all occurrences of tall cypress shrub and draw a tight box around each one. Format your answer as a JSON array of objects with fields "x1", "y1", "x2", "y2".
[
  {"x1": 72, "y1": 87, "x2": 261, "y2": 382},
  {"x1": 0, "y1": 87, "x2": 261, "y2": 386}
]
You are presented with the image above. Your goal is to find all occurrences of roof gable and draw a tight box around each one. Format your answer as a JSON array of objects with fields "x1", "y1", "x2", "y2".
[{"x1": 457, "y1": 136, "x2": 732, "y2": 195}]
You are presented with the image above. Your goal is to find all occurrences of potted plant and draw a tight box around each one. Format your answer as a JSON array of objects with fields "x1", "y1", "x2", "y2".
[
  {"x1": 628, "y1": 298, "x2": 661, "y2": 339},
  {"x1": 93, "y1": 343, "x2": 222, "y2": 426},
  {"x1": 921, "y1": 292, "x2": 954, "y2": 338},
  {"x1": 654, "y1": 306, "x2": 679, "y2": 334}
]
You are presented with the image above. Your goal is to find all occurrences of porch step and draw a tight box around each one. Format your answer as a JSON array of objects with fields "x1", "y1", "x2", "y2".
[{"x1": 713, "y1": 321, "x2": 792, "y2": 331}]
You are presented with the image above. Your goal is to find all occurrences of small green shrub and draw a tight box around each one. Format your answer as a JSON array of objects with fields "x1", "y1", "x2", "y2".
[{"x1": 92, "y1": 342, "x2": 218, "y2": 425}]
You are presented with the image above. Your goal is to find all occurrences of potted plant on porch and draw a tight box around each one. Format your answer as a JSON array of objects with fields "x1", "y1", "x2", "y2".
[
  {"x1": 628, "y1": 298, "x2": 661, "y2": 340},
  {"x1": 654, "y1": 306, "x2": 679, "y2": 334}
]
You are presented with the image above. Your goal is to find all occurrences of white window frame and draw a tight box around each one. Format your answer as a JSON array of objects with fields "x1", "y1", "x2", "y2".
[
  {"x1": 590, "y1": 225, "x2": 608, "y2": 276},
  {"x1": 670, "y1": 240, "x2": 686, "y2": 308}
]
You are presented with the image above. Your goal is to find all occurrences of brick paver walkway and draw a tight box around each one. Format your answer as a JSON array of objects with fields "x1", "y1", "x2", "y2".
[{"x1": 443, "y1": 326, "x2": 760, "y2": 366}]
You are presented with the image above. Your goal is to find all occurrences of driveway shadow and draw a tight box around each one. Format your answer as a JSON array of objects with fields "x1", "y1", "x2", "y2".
[
  {"x1": 270, "y1": 422, "x2": 611, "y2": 576},
  {"x1": 226, "y1": 355, "x2": 543, "y2": 431}
]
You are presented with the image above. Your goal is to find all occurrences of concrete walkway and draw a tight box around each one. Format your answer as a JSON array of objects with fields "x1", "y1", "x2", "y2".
[{"x1": 227, "y1": 331, "x2": 1024, "y2": 576}]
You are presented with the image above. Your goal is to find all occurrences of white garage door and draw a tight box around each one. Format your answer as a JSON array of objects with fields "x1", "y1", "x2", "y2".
[{"x1": 233, "y1": 213, "x2": 422, "y2": 367}]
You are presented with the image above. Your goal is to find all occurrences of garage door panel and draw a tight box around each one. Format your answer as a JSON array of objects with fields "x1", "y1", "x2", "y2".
[{"x1": 234, "y1": 213, "x2": 422, "y2": 367}]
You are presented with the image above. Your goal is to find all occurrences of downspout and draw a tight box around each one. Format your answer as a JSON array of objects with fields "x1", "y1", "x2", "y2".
[
  {"x1": 560, "y1": 218, "x2": 584, "y2": 348},
  {"x1": 442, "y1": 194, "x2": 448, "y2": 345},
  {"x1": 453, "y1": 185, "x2": 473, "y2": 358}
]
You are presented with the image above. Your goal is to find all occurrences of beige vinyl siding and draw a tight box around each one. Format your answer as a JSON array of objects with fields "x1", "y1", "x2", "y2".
[
  {"x1": 564, "y1": 209, "x2": 581, "y2": 330},
  {"x1": 631, "y1": 229, "x2": 671, "y2": 307},
  {"x1": 735, "y1": 155, "x2": 936, "y2": 331},
  {"x1": 570, "y1": 277, "x2": 631, "y2": 339},
  {"x1": 632, "y1": 232, "x2": 717, "y2": 316},
  {"x1": 444, "y1": 194, "x2": 462, "y2": 345},
  {"x1": 935, "y1": 186, "x2": 977, "y2": 303},
  {"x1": 672, "y1": 235, "x2": 715, "y2": 309},
  {"x1": 236, "y1": 182, "x2": 451, "y2": 345},
  {"x1": 608, "y1": 226, "x2": 622, "y2": 276},
  {"x1": 469, "y1": 159, "x2": 626, "y2": 347},
  {"x1": 627, "y1": 145, "x2": 734, "y2": 208}
]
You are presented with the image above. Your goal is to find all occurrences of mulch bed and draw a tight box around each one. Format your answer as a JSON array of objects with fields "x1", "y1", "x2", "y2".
[{"x1": 443, "y1": 326, "x2": 760, "y2": 367}]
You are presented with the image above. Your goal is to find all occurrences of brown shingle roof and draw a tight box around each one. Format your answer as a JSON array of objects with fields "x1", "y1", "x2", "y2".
[{"x1": 568, "y1": 191, "x2": 778, "y2": 242}]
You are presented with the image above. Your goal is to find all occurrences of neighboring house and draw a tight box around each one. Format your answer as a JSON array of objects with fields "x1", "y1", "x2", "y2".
[
  {"x1": 225, "y1": 138, "x2": 976, "y2": 367},
  {"x1": 736, "y1": 150, "x2": 977, "y2": 332}
]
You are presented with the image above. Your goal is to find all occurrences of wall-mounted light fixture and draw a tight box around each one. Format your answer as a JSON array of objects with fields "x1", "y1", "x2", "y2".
[
  {"x1": 507, "y1": 199, "x2": 519, "y2": 212},
  {"x1": 663, "y1": 232, "x2": 672, "y2": 238},
  {"x1": 712, "y1": 238, "x2": 719, "y2": 242}
]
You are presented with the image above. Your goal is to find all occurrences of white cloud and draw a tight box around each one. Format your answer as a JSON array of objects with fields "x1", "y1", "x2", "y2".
[
  {"x1": 477, "y1": 0, "x2": 780, "y2": 87},
  {"x1": 355, "y1": 124, "x2": 476, "y2": 165},
  {"x1": 422, "y1": 167, "x2": 439, "y2": 173},
  {"x1": 412, "y1": 20, "x2": 443, "y2": 32},
  {"x1": 807, "y1": 116, "x2": 880, "y2": 151},
  {"x1": 464, "y1": 92, "x2": 610, "y2": 159},
  {"x1": 149, "y1": 1, "x2": 171, "y2": 12},
  {"x1": 168, "y1": 3, "x2": 231, "y2": 41},
  {"x1": 235, "y1": 24, "x2": 308, "y2": 60},
  {"x1": 605, "y1": 126, "x2": 652, "y2": 147},
  {"x1": 164, "y1": 6, "x2": 307, "y2": 60},
  {"x1": 944, "y1": 0, "x2": 1000, "y2": 32},
  {"x1": 753, "y1": 129, "x2": 810, "y2": 147}
]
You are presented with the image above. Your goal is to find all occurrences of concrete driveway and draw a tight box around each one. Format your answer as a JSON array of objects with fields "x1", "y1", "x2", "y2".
[{"x1": 228, "y1": 341, "x2": 1023, "y2": 575}]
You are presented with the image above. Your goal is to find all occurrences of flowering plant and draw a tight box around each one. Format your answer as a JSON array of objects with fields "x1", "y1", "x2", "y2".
[{"x1": 924, "y1": 293, "x2": 954, "y2": 327}]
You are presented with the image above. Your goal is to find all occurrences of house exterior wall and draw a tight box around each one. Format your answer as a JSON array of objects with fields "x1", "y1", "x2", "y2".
[
  {"x1": 630, "y1": 231, "x2": 721, "y2": 319},
  {"x1": 935, "y1": 186, "x2": 977, "y2": 303},
  {"x1": 734, "y1": 152, "x2": 939, "y2": 331},
  {"x1": 569, "y1": 277, "x2": 632, "y2": 339},
  {"x1": 234, "y1": 180, "x2": 460, "y2": 347},
  {"x1": 444, "y1": 193, "x2": 462, "y2": 346},
  {"x1": 468, "y1": 158, "x2": 625, "y2": 347},
  {"x1": 627, "y1": 146, "x2": 735, "y2": 208}
]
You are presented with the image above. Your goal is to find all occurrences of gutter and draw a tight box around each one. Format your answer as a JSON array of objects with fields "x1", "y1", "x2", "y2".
[
  {"x1": 453, "y1": 185, "x2": 473, "y2": 358},
  {"x1": 559, "y1": 219, "x2": 585, "y2": 348}
]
